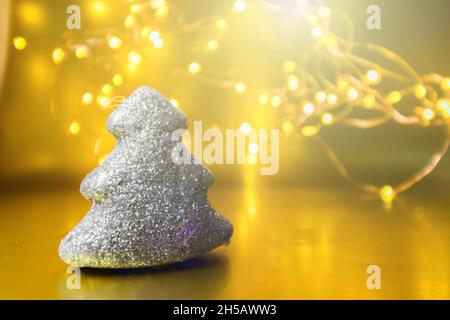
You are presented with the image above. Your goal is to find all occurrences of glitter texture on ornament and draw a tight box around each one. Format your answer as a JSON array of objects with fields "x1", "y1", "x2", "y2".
[{"x1": 59, "y1": 86, "x2": 233, "y2": 268}]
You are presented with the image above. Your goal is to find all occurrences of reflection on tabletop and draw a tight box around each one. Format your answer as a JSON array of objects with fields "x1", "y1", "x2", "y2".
[{"x1": 0, "y1": 185, "x2": 449, "y2": 299}]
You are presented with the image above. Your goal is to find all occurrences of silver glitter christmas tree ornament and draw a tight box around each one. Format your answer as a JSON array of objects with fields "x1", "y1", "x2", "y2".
[{"x1": 59, "y1": 86, "x2": 233, "y2": 268}]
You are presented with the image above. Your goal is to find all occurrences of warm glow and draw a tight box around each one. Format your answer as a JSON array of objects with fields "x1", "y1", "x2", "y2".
[{"x1": 13, "y1": 37, "x2": 27, "y2": 50}]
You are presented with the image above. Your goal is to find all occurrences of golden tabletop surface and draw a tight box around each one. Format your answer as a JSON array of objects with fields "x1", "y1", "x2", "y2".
[{"x1": 0, "y1": 185, "x2": 449, "y2": 300}]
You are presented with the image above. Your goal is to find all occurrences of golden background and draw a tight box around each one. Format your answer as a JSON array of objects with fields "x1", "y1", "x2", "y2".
[{"x1": 0, "y1": 0, "x2": 449, "y2": 299}]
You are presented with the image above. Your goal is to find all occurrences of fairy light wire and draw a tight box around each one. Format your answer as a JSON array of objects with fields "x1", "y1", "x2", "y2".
[{"x1": 45, "y1": 0, "x2": 449, "y2": 200}]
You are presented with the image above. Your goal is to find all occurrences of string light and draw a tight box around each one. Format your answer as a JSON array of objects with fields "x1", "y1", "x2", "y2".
[
  {"x1": 128, "y1": 51, "x2": 142, "y2": 65},
  {"x1": 240, "y1": 122, "x2": 252, "y2": 134},
  {"x1": 140, "y1": 27, "x2": 152, "y2": 39},
  {"x1": 112, "y1": 74, "x2": 124, "y2": 87},
  {"x1": 233, "y1": 1, "x2": 247, "y2": 13},
  {"x1": 258, "y1": 94, "x2": 269, "y2": 105},
  {"x1": 188, "y1": 62, "x2": 201, "y2": 74},
  {"x1": 287, "y1": 75, "x2": 299, "y2": 91},
  {"x1": 319, "y1": 6, "x2": 331, "y2": 17},
  {"x1": 415, "y1": 84, "x2": 427, "y2": 99},
  {"x1": 13, "y1": 36, "x2": 27, "y2": 50},
  {"x1": 68, "y1": 122, "x2": 81, "y2": 135},
  {"x1": 130, "y1": 4, "x2": 142, "y2": 14},
  {"x1": 149, "y1": 31, "x2": 160, "y2": 42},
  {"x1": 315, "y1": 91, "x2": 327, "y2": 103},
  {"x1": 363, "y1": 95, "x2": 375, "y2": 108},
  {"x1": 380, "y1": 185, "x2": 396, "y2": 202},
  {"x1": 321, "y1": 113, "x2": 333, "y2": 125},
  {"x1": 270, "y1": 96, "x2": 282, "y2": 108},
  {"x1": 97, "y1": 95, "x2": 109, "y2": 107},
  {"x1": 92, "y1": 1, "x2": 106, "y2": 14},
  {"x1": 442, "y1": 78, "x2": 450, "y2": 91},
  {"x1": 108, "y1": 36, "x2": 122, "y2": 49},
  {"x1": 124, "y1": 15, "x2": 136, "y2": 29},
  {"x1": 283, "y1": 60, "x2": 296, "y2": 73},
  {"x1": 207, "y1": 40, "x2": 219, "y2": 51},
  {"x1": 366, "y1": 69, "x2": 381, "y2": 84},
  {"x1": 302, "y1": 126, "x2": 319, "y2": 137},
  {"x1": 102, "y1": 84, "x2": 113, "y2": 96},
  {"x1": 347, "y1": 87, "x2": 358, "y2": 101},
  {"x1": 52, "y1": 48, "x2": 65, "y2": 64},
  {"x1": 235, "y1": 82, "x2": 247, "y2": 93},
  {"x1": 153, "y1": 38, "x2": 164, "y2": 49},
  {"x1": 311, "y1": 27, "x2": 323, "y2": 38},
  {"x1": 282, "y1": 120, "x2": 293, "y2": 133},
  {"x1": 387, "y1": 91, "x2": 402, "y2": 104},
  {"x1": 82, "y1": 93, "x2": 94, "y2": 105},
  {"x1": 422, "y1": 108, "x2": 435, "y2": 122},
  {"x1": 303, "y1": 103, "x2": 315, "y2": 115},
  {"x1": 215, "y1": 18, "x2": 228, "y2": 30},
  {"x1": 248, "y1": 143, "x2": 259, "y2": 154},
  {"x1": 52, "y1": 0, "x2": 449, "y2": 200},
  {"x1": 327, "y1": 93, "x2": 338, "y2": 105},
  {"x1": 75, "y1": 46, "x2": 88, "y2": 59}
]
